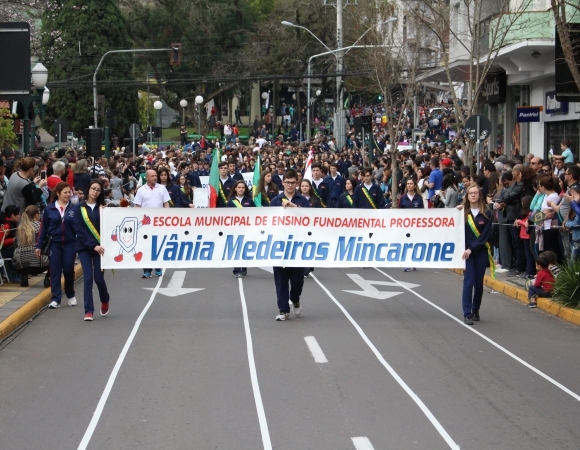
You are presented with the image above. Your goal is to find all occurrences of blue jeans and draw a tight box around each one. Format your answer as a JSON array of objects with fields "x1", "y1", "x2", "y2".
[
  {"x1": 522, "y1": 238, "x2": 535, "y2": 276},
  {"x1": 48, "y1": 244, "x2": 76, "y2": 304},
  {"x1": 273, "y1": 267, "x2": 304, "y2": 313},
  {"x1": 528, "y1": 285, "x2": 551, "y2": 299},
  {"x1": 462, "y1": 250, "x2": 488, "y2": 317},
  {"x1": 509, "y1": 226, "x2": 526, "y2": 272},
  {"x1": 78, "y1": 250, "x2": 110, "y2": 313}
]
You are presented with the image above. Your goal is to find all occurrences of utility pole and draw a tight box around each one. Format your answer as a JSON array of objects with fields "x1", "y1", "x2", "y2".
[{"x1": 335, "y1": 0, "x2": 344, "y2": 150}]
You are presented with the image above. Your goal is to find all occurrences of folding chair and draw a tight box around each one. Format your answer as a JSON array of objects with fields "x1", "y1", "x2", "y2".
[{"x1": 0, "y1": 234, "x2": 10, "y2": 285}]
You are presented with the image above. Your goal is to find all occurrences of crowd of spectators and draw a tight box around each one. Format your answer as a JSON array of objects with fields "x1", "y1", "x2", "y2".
[{"x1": 0, "y1": 99, "x2": 577, "y2": 318}]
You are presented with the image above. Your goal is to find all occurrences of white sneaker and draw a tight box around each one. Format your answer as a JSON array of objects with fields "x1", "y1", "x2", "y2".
[
  {"x1": 495, "y1": 268, "x2": 509, "y2": 273},
  {"x1": 68, "y1": 297, "x2": 77, "y2": 306},
  {"x1": 275, "y1": 311, "x2": 290, "y2": 321},
  {"x1": 48, "y1": 301, "x2": 60, "y2": 309},
  {"x1": 292, "y1": 302, "x2": 302, "y2": 316}
]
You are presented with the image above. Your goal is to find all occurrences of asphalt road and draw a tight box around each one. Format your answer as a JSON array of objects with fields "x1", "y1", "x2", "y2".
[{"x1": 1, "y1": 267, "x2": 579, "y2": 450}]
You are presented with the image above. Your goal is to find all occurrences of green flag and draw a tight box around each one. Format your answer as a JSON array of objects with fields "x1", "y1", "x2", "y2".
[
  {"x1": 209, "y1": 148, "x2": 221, "y2": 195},
  {"x1": 252, "y1": 155, "x2": 262, "y2": 207}
]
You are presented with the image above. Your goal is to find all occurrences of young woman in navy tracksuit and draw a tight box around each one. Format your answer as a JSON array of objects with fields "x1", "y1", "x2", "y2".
[
  {"x1": 158, "y1": 167, "x2": 178, "y2": 207},
  {"x1": 175, "y1": 174, "x2": 194, "y2": 208},
  {"x1": 398, "y1": 178, "x2": 424, "y2": 273},
  {"x1": 338, "y1": 178, "x2": 358, "y2": 208},
  {"x1": 36, "y1": 182, "x2": 77, "y2": 309},
  {"x1": 459, "y1": 183, "x2": 492, "y2": 325},
  {"x1": 299, "y1": 179, "x2": 320, "y2": 277},
  {"x1": 398, "y1": 178, "x2": 424, "y2": 209},
  {"x1": 74, "y1": 179, "x2": 110, "y2": 321},
  {"x1": 227, "y1": 180, "x2": 255, "y2": 277}
]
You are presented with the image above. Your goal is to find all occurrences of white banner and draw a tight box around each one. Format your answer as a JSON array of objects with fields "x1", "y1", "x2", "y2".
[{"x1": 101, "y1": 208, "x2": 465, "y2": 269}]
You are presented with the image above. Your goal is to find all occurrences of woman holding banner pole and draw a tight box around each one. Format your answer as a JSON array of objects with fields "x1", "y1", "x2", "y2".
[
  {"x1": 227, "y1": 180, "x2": 255, "y2": 278},
  {"x1": 457, "y1": 183, "x2": 493, "y2": 325},
  {"x1": 74, "y1": 179, "x2": 110, "y2": 322}
]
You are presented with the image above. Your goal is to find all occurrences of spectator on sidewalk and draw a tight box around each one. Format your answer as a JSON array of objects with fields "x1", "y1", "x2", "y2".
[
  {"x1": 540, "y1": 175, "x2": 563, "y2": 263},
  {"x1": 13, "y1": 205, "x2": 49, "y2": 287},
  {"x1": 2, "y1": 157, "x2": 48, "y2": 214},
  {"x1": 526, "y1": 253, "x2": 554, "y2": 308},
  {"x1": 73, "y1": 159, "x2": 92, "y2": 198},
  {"x1": 0, "y1": 205, "x2": 22, "y2": 282}
]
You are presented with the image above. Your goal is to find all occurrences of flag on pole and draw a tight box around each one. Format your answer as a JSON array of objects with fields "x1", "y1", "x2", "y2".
[
  {"x1": 208, "y1": 148, "x2": 221, "y2": 207},
  {"x1": 303, "y1": 147, "x2": 314, "y2": 182},
  {"x1": 252, "y1": 155, "x2": 262, "y2": 207}
]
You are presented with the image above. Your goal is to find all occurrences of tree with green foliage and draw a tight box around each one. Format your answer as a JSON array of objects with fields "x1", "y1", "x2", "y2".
[
  {"x1": 0, "y1": 109, "x2": 18, "y2": 151},
  {"x1": 39, "y1": 0, "x2": 139, "y2": 139},
  {"x1": 118, "y1": 0, "x2": 258, "y2": 133}
]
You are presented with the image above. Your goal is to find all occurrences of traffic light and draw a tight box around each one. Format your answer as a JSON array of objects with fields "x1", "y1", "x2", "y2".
[
  {"x1": 170, "y1": 43, "x2": 182, "y2": 66},
  {"x1": 377, "y1": 95, "x2": 383, "y2": 100}
]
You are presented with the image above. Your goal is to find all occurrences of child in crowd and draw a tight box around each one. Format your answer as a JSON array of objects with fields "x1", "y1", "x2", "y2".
[
  {"x1": 527, "y1": 253, "x2": 555, "y2": 308},
  {"x1": 515, "y1": 196, "x2": 534, "y2": 279}
]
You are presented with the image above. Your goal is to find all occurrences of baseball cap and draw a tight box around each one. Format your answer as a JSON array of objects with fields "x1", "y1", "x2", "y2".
[{"x1": 441, "y1": 158, "x2": 453, "y2": 167}]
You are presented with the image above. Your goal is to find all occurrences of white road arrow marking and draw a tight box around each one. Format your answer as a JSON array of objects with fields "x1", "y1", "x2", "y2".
[
  {"x1": 144, "y1": 271, "x2": 204, "y2": 297},
  {"x1": 343, "y1": 273, "x2": 420, "y2": 300}
]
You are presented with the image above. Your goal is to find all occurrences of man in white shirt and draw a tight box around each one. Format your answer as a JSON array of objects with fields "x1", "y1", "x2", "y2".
[
  {"x1": 224, "y1": 124, "x2": 233, "y2": 144},
  {"x1": 134, "y1": 170, "x2": 171, "y2": 278},
  {"x1": 255, "y1": 137, "x2": 267, "y2": 148}
]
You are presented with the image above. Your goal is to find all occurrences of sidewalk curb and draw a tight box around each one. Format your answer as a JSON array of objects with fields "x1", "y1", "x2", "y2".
[
  {"x1": 0, "y1": 265, "x2": 83, "y2": 341},
  {"x1": 450, "y1": 269, "x2": 580, "y2": 327}
]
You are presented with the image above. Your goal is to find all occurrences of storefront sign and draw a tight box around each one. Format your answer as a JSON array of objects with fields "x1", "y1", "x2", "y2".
[
  {"x1": 101, "y1": 208, "x2": 465, "y2": 269},
  {"x1": 545, "y1": 91, "x2": 569, "y2": 114},
  {"x1": 516, "y1": 107, "x2": 541, "y2": 122},
  {"x1": 481, "y1": 72, "x2": 507, "y2": 104}
]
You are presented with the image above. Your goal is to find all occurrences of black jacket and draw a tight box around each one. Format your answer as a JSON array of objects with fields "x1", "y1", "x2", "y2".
[{"x1": 503, "y1": 182, "x2": 524, "y2": 220}]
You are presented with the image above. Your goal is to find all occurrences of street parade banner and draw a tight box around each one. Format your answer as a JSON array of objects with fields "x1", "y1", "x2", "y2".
[{"x1": 101, "y1": 208, "x2": 465, "y2": 269}]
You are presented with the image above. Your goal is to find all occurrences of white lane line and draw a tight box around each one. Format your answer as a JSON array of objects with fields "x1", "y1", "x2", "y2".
[
  {"x1": 311, "y1": 274, "x2": 460, "y2": 450},
  {"x1": 374, "y1": 268, "x2": 580, "y2": 403},
  {"x1": 352, "y1": 436, "x2": 375, "y2": 449},
  {"x1": 238, "y1": 278, "x2": 272, "y2": 450},
  {"x1": 78, "y1": 273, "x2": 165, "y2": 450},
  {"x1": 304, "y1": 336, "x2": 329, "y2": 363}
]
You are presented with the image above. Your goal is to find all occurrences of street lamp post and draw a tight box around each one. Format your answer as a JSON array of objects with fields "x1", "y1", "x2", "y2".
[
  {"x1": 21, "y1": 62, "x2": 49, "y2": 155},
  {"x1": 153, "y1": 100, "x2": 162, "y2": 148},
  {"x1": 195, "y1": 95, "x2": 204, "y2": 136},
  {"x1": 180, "y1": 99, "x2": 188, "y2": 126}
]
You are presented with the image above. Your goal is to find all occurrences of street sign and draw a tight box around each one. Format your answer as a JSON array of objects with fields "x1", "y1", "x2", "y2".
[
  {"x1": 129, "y1": 123, "x2": 140, "y2": 139},
  {"x1": 464, "y1": 114, "x2": 491, "y2": 142}
]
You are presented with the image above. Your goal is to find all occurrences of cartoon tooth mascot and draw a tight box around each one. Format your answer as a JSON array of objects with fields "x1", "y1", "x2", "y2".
[{"x1": 111, "y1": 215, "x2": 151, "y2": 262}]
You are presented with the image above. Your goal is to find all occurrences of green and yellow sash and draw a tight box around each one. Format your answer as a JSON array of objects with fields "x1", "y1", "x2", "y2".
[
  {"x1": 232, "y1": 199, "x2": 243, "y2": 208},
  {"x1": 361, "y1": 187, "x2": 376, "y2": 209},
  {"x1": 218, "y1": 182, "x2": 228, "y2": 204},
  {"x1": 467, "y1": 213, "x2": 495, "y2": 279},
  {"x1": 180, "y1": 187, "x2": 192, "y2": 202},
  {"x1": 312, "y1": 185, "x2": 326, "y2": 208},
  {"x1": 345, "y1": 194, "x2": 353, "y2": 206},
  {"x1": 81, "y1": 206, "x2": 100, "y2": 243}
]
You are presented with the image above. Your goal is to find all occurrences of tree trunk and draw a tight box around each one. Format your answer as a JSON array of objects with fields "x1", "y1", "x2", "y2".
[{"x1": 390, "y1": 148, "x2": 399, "y2": 208}]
